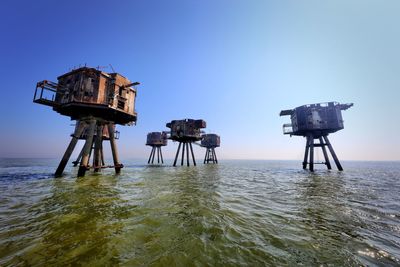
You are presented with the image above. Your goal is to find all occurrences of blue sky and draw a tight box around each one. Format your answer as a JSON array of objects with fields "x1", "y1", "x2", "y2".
[{"x1": 1, "y1": 0, "x2": 399, "y2": 161}]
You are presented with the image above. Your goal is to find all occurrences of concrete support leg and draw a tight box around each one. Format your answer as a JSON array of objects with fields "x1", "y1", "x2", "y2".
[
  {"x1": 157, "y1": 146, "x2": 160, "y2": 164},
  {"x1": 303, "y1": 136, "x2": 310, "y2": 169},
  {"x1": 88, "y1": 139, "x2": 95, "y2": 165},
  {"x1": 100, "y1": 141, "x2": 105, "y2": 166},
  {"x1": 151, "y1": 146, "x2": 156, "y2": 164},
  {"x1": 72, "y1": 145, "x2": 83, "y2": 167},
  {"x1": 319, "y1": 137, "x2": 332, "y2": 170},
  {"x1": 186, "y1": 143, "x2": 190, "y2": 166},
  {"x1": 309, "y1": 136, "x2": 314, "y2": 172},
  {"x1": 159, "y1": 147, "x2": 164, "y2": 164},
  {"x1": 55, "y1": 121, "x2": 85, "y2": 177},
  {"x1": 323, "y1": 135, "x2": 343, "y2": 171},
  {"x1": 148, "y1": 147, "x2": 155, "y2": 164},
  {"x1": 93, "y1": 125, "x2": 103, "y2": 172},
  {"x1": 78, "y1": 120, "x2": 96, "y2": 177},
  {"x1": 204, "y1": 149, "x2": 208, "y2": 164},
  {"x1": 108, "y1": 123, "x2": 122, "y2": 174},
  {"x1": 189, "y1": 142, "x2": 196, "y2": 166},
  {"x1": 213, "y1": 148, "x2": 218, "y2": 164},
  {"x1": 173, "y1": 142, "x2": 181, "y2": 167},
  {"x1": 181, "y1": 142, "x2": 185, "y2": 166}
]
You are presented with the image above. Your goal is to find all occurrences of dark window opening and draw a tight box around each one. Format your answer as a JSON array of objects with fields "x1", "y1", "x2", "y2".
[{"x1": 117, "y1": 100, "x2": 125, "y2": 110}]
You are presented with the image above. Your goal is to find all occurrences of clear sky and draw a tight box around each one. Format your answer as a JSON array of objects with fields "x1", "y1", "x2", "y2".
[{"x1": 1, "y1": 0, "x2": 399, "y2": 161}]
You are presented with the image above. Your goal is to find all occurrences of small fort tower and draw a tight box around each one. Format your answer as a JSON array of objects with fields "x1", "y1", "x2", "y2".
[
  {"x1": 166, "y1": 119, "x2": 206, "y2": 166},
  {"x1": 280, "y1": 102, "x2": 353, "y2": 171},
  {"x1": 33, "y1": 66, "x2": 140, "y2": 177},
  {"x1": 200, "y1": 134, "x2": 220, "y2": 164},
  {"x1": 146, "y1": 132, "x2": 168, "y2": 164}
]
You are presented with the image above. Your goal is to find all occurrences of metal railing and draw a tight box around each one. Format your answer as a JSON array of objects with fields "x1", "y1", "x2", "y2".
[
  {"x1": 33, "y1": 80, "x2": 59, "y2": 107},
  {"x1": 282, "y1": 123, "x2": 293, "y2": 134}
]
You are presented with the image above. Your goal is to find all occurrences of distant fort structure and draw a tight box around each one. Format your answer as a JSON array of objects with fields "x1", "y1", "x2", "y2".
[
  {"x1": 166, "y1": 119, "x2": 206, "y2": 166},
  {"x1": 146, "y1": 132, "x2": 168, "y2": 164},
  {"x1": 200, "y1": 134, "x2": 220, "y2": 164},
  {"x1": 33, "y1": 66, "x2": 140, "y2": 177},
  {"x1": 280, "y1": 102, "x2": 353, "y2": 171}
]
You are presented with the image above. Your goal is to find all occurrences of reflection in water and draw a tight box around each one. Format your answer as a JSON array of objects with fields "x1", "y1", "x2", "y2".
[
  {"x1": 13, "y1": 175, "x2": 126, "y2": 265},
  {"x1": 0, "y1": 160, "x2": 399, "y2": 266},
  {"x1": 292, "y1": 172, "x2": 361, "y2": 265}
]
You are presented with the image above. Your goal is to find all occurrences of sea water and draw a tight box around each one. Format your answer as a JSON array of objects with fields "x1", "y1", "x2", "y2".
[{"x1": 0, "y1": 159, "x2": 399, "y2": 266}]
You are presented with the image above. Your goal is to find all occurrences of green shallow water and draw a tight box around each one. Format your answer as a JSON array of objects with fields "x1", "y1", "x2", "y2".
[{"x1": 0, "y1": 159, "x2": 399, "y2": 266}]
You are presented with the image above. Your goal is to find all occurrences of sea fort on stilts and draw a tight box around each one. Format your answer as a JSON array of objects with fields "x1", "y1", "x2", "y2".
[
  {"x1": 280, "y1": 102, "x2": 353, "y2": 171},
  {"x1": 200, "y1": 134, "x2": 220, "y2": 164},
  {"x1": 33, "y1": 66, "x2": 140, "y2": 177},
  {"x1": 166, "y1": 119, "x2": 206, "y2": 166},
  {"x1": 146, "y1": 132, "x2": 168, "y2": 165}
]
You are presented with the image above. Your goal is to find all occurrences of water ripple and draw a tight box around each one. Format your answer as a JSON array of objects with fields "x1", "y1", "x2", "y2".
[{"x1": 0, "y1": 159, "x2": 399, "y2": 266}]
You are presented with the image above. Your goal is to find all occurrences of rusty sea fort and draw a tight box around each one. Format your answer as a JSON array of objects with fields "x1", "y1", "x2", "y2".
[{"x1": 0, "y1": 158, "x2": 399, "y2": 266}]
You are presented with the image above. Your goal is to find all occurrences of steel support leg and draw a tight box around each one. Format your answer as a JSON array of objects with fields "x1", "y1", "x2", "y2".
[
  {"x1": 78, "y1": 120, "x2": 96, "y2": 177},
  {"x1": 323, "y1": 135, "x2": 343, "y2": 171},
  {"x1": 55, "y1": 121, "x2": 85, "y2": 177}
]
